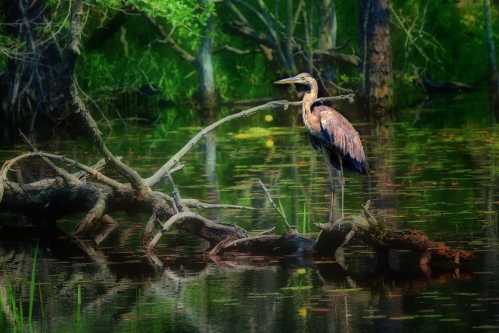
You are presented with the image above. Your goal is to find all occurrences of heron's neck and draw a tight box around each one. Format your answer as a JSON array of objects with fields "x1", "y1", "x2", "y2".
[{"x1": 302, "y1": 80, "x2": 318, "y2": 118}]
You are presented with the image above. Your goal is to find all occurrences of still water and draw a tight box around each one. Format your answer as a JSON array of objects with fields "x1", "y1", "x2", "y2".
[{"x1": 0, "y1": 92, "x2": 498, "y2": 332}]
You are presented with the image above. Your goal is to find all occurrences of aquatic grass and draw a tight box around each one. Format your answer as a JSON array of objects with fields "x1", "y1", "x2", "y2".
[
  {"x1": 297, "y1": 202, "x2": 311, "y2": 234},
  {"x1": 28, "y1": 244, "x2": 39, "y2": 332},
  {"x1": 4, "y1": 283, "x2": 24, "y2": 332},
  {"x1": 1, "y1": 245, "x2": 39, "y2": 333},
  {"x1": 6, "y1": 283, "x2": 21, "y2": 329},
  {"x1": 276, "y1": 199, "x2": 289, "y2": 234},
  {"x1": 18, "y1": 295, "x2": 24, "y2": 331},
  {"x1": 75, "y1": 284, "x2": 82, "y2": 324}
]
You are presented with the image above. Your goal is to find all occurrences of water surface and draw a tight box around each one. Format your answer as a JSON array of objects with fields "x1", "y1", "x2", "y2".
[{"x1": 0, "y1": 92, "x2": 498, "y2": 332}]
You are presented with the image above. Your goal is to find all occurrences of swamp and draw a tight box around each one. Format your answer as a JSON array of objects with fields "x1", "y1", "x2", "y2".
[{"x1": 0, "y1": 1, "x2": 499, "y2": 332}]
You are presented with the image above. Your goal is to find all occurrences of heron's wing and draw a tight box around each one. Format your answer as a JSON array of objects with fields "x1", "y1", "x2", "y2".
[{"x1": 315, "y1": 106, "x2": 367, "y2": 165}]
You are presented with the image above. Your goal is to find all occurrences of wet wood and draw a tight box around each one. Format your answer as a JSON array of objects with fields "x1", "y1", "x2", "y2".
[
  {"x1": 0, "y1": 96, "x2": 473, "y2": 270},
  {"x1": 209, "y1": 201, "x2": 473, "y2": 269}
]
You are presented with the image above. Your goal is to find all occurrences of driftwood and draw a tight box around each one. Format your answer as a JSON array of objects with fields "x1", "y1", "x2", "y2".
[{"x1": 0, "y1": 91, "x2": 473, "y2": 271}]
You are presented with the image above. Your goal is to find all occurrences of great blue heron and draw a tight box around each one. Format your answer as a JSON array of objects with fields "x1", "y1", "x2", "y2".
[{"x1": 275, "y1": 73, "x2": 368, "y2": 221}]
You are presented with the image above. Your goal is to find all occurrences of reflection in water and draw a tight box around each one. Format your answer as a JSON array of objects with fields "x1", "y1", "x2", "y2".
[
  {"x1": 0, "y1": 233, "x2": 492, "y2": 333},
  {"x1": 204, "y1": 132, "x2": 220, "y2": 221},
  {"x1": 0, "y1": 92, "x2": 499, "y2": 332}
]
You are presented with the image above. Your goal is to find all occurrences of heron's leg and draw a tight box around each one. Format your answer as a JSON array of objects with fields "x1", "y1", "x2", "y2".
[
  {"x1": 323, "y1": 151, "x2": 339, "y2": 224},
  {"x1": 338, "y1": 154, "x2": 345, "y2": 218}
]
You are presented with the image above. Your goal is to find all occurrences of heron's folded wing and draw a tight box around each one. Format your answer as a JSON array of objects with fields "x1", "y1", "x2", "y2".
[{"x1": 316, "y1": 107, "x2": 367, "y2": 165}]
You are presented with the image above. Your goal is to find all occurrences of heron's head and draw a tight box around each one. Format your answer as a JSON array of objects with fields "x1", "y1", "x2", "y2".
[{"x1": 274, "y1": 73, "x2": 315, "y2": 86}]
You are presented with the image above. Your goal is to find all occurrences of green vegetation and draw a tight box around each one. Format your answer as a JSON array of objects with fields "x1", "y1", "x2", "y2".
[
  {"x1": 0, "y1": 245, "x2": 39, "y2": 333},
  {"x1": 80, "y1": 1, "x2": 496, "y2": 107},
  {"x1": 2, "y1": 0, "x2": 496, "y2": 120}
]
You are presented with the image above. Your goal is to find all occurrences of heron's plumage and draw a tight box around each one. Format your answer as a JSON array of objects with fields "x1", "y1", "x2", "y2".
[
  {"x1": 311, "y1": 105, "x2": 368, "y2": 174},
  {"x1": 275, "y1": 72, "x2": 368, "y2": 175}
]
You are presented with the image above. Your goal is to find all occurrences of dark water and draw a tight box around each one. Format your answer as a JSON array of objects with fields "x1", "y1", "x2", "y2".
[{"x1": 0, "y1": 92, "x2": 498, "y2": 332}]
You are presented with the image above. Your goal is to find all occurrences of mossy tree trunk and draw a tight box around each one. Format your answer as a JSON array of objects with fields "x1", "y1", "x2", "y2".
[
  {"x1": 484, "y1": 0, "x2": 499, "y2": 119},
  {"x1": 359, "y1": 0, "x2": 393, "y2": 117},
  {"x1": 319, "y1": 0, "x2": 338, "y2": 85}
]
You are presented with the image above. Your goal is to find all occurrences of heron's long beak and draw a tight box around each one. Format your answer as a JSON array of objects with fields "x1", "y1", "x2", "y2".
[{"x1": 274, "y1": 75, "x2": 300, "y2": 85}]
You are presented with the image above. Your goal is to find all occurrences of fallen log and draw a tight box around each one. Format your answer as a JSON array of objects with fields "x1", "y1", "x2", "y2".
[
  {"x1": 0, "y1": 90, "x2": 473, "y2": 272},
  {"x1": 209, "y1": 201, "x2": 474, "y2": 270}
]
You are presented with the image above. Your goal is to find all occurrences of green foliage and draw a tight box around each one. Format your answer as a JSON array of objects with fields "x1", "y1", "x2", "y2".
[
  {"x1": 392, "y1": 0, "x2": 496, "y2": 84},
  {"x1": 1, "y1": 0, "x2": 498, "y2": 116},
  {"x1": 128, "y1": 0, "x2": 214, "y2": 32},
  {"x1": 127, "y1": 0, "x2": 214, "y2": 51},
  {"x1": 0, "y1": 33, "x2": 19, "y2": 70}
]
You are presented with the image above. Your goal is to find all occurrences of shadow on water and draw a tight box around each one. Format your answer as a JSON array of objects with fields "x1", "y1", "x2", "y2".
[{"x1": 0, "y1": 91, "x2": 499, "y2": 332}]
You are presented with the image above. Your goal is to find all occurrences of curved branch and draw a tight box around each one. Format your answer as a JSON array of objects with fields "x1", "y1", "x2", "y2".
[
  {"x1": 19, "y1": 131, "x2": 80, "y2": 185},
  {"x1": 147, "y1": 212, "x2": 214, "y2": 250},
  {"x1": 147, "y1": 210, "x2": 248, "y2": 251},
  {"x1": 145, "y1": 15, "x2": 196, "y2": 63},
  {"x1": 181, "y1": 198, "x2": 256, "y2": 210},
  {"x1": 257, "y1": 179, "x2": 292, "y2": 230},
  {"x1": 145, "y1": 95, "x2": 355, "y2": 187},
  {"x1": 0, "y1": 152, "x2": 124, "y2": 190},
  {"x1": 72, "y1": 84, "x2": 148, "y2": 195},
  {"x1": 233, "y1": 0, "x2": 288, "y2": 69},
  {"x1": 74, "y1": 188, "x2": 108, "y2": 235},
  {"x1": 145, "y1": 100, "x2": 288, "y2": 186}
]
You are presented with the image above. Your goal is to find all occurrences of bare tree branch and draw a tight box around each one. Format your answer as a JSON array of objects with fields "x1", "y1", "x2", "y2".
[
  {"x1": 145, "y1": 95, "x2": 355, "y2": 187},
  {"x1": 0, "y1": 152, "x2": 124, "y2": 191},
  {"x1": 145, "y1": 15, "x2": 196, "y2": 63},
  {"x1": 72, "y1": 84, "x2": 148, "y2": 195},
  {"x1": 74, "y1": 189, "x2": 109, "y2": 235},
  {"x1": 181, "y1": 198, "x2": 256, "y2": 210},
  {"x1": 257, "y1": 179, "x2": 292, "y2": 231},
  {"x1": 19, "y1": 131, "x2": 80, "y2": 185}
]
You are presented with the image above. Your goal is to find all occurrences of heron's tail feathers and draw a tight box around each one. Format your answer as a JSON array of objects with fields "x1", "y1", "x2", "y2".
[{"x1": 326, "y1": 148, "x2": 368, "y2": 175}]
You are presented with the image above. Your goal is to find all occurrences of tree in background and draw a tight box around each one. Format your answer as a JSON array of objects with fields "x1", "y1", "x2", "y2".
[
  {"x1": 0, "y1": 0, "x2": 220, "y2": 140},
  {"x1": 319, "y1": 0, "x2": 338, "y2": 84},
  {"x1": 483, "y1": 0, "x2": 499, "y2": 116},
  {"x1": 224, "y1": 0, "x2": 359, "y2": 94},
  {"x1": 359, "y1": 0, "x2": 393, "y2": 117},
  {"x1": 0, "y1": 0, "x2": 85, "y2": 141},
  {"x1": 136, "y1": 0, "x2": 218, "y2": 111}
]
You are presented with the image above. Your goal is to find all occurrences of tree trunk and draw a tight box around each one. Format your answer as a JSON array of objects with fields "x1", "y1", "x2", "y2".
[
  {"x1": 359, "y1": 0, "x2": 393, "y2": 116},
  {"x1": 197, "y1": 0, "x2": 217, "y2": 112},
  {"x1": 285, "y1": 0, "x2": 297, "y2": 73},
  {"x1": 0, "y1": 0, "x2": 83, "y2": 142},
  {"x1": 484, "y1": 0, "x2": 499, "y2": 119},
  {"x1": 320, "y1": 0, "x2": 338, "y2": 85}
]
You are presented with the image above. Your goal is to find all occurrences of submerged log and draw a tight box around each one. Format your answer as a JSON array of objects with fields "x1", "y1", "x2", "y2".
[{"x1": 209, "y1": 201, "x2": 473, "y2": 269}]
